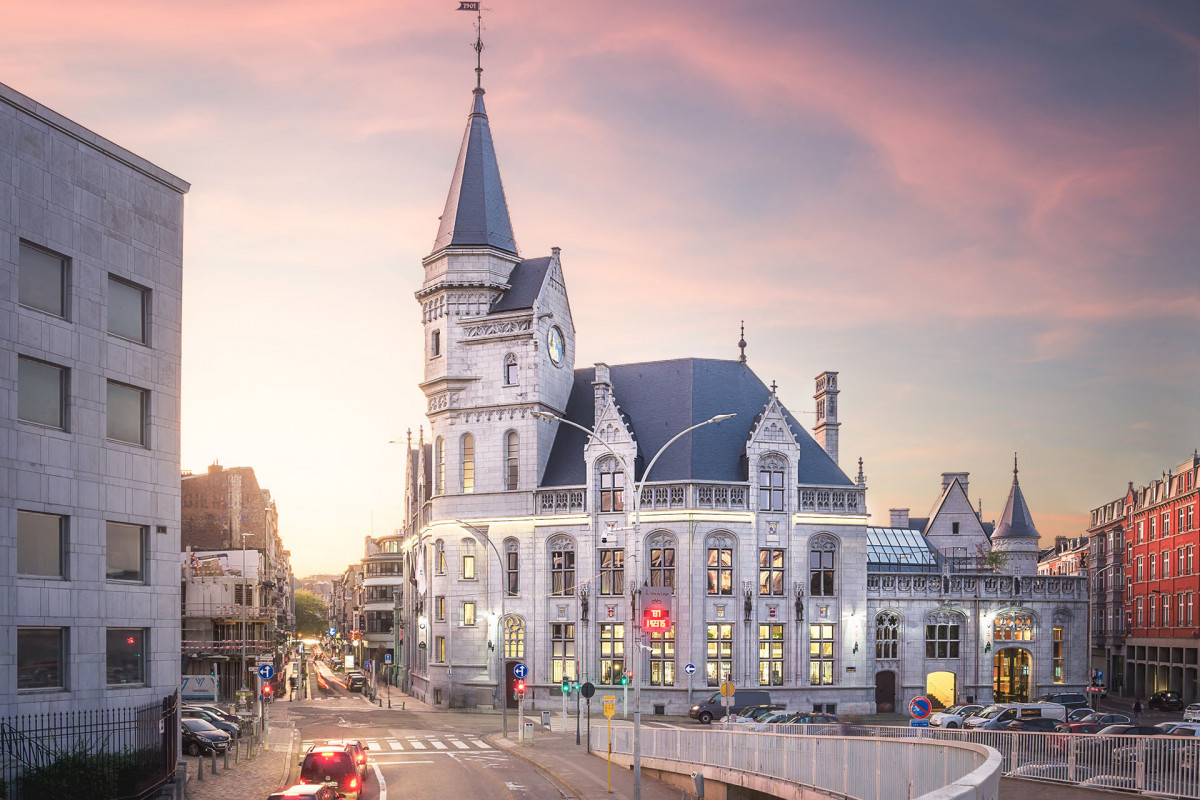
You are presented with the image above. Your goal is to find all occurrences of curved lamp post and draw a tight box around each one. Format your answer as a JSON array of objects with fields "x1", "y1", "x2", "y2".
[
  {"x1": 454, "y1": 518, "x2": 509, "y2": 739},
  {"x1": 532, "y1": 409, "x2": 735, "y2": 800}
]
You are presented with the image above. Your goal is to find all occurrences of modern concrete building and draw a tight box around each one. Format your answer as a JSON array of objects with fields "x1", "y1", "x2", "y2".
[
  {"x1": 1, "y1": 80, "x2": 188, "y2": 716},
  {"x1": 388, "y1": 69, "x2": 1088, "y2": 714}
]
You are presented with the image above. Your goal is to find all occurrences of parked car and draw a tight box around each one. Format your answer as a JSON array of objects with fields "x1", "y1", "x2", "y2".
[
  {"x1": 689, "y1": 690, "x2": 773, "y2": 724},
  {"x1": 190, "y1": 703, "x2": 240, "y2": 725},
  {"x1": 1088, "y1": 681, "x2": 1108, "y2": 699},
  {"x1": 1034, "y1": 692, "x2": 1090, "y2": 712},
  {"x1": 345, "y1": 674, "x2": 367, "y2": 693},
  {"x1": 1150, "y1": 691, "x2": 1184, "y2": 712},
  {"x1": 1005, "y1": 718, "x2": 1062, "y2": 732},
  {"x1": 1055, "y1": 722, "x2": 1104, "y2": 734},
  {"x1": 1011, "y1": 763, "x2": 1095, "y2": 782},
  {"x1": 182, "y1": 718, "x2": 231, "y2": 756},
  {"x1": 1067, "y1": 707, "x2": 1097, "y2": 723},
  {"x1": 723, "y1": 704, "x2": 786, "y2": 723},
  {"x1": 779, "y1": 712, "x2": 840, "y2": 725},
  {"x1": 298, "y1": 746, "x2": 361, "y2": 800},
  {"x1": 312, "y1": 739, "x2": 369, "y2": 779},
  {"x1": 1185, "y1": 703, "x2": 1200, "y2": 723},
  {"x1": 964, "y1": 703, "x2": 1067, "y2": 731},
  {"x1": 182, "y1": 706, "x2": 241, "y2": 739},
  {"x1": 929, "y1": 704, "x2": 984, "y2": 729},
  {"x1": 1095, "y1": 724, "x2": 1164, "y2": 736},
  {"x1": 1079, "y1": 712, "x2": 1131, "y2": 726}
]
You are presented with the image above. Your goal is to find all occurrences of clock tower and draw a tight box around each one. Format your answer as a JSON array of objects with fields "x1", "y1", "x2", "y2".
[{"x1": 417, "y1": 80, "x2": 575, "y2": 500}]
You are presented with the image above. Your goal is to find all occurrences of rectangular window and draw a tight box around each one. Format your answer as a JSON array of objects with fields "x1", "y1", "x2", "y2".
[
  {"x1": 758, "y1": 469, "x2": 784, "y2": 511},
  {"x1": 1164, "y1": 551, "x2": 1170, "y2": 579},
  {"x1": 18, "y1": 510, "x2": 65, "y2": 577},
  {"x1": 925, "y1": 623, "x2": 960, "y2": 659},
  {"x1": 107, "y1": 275, "x2": 147, "y2": 343},
  {"x1": 233, "y1": 584, "x2": 253, "y2": 606},
  {"x1": 1190, "y1": 507, "x2": 1195, "y2": 530},
  {"x1": 106, "y1": 628, "x2": 145, "y2": 685},
  {"x1": 599, "y1": 549, "x2": 624, "y2": 596},
  {"x1": 1190, "y1": 546, "x2": 1195, "y2": 574},
  {"x1": 462, "y1": 601, "x2": 476, "y2": 626},
  {"x1": 599, "y1": 471, "x2": 624, "y2": 512},
  {"x1": 1180, "y1": 548, "x2": 1186, "y2": 575},
  {"x1": 1136, "y1": 597, "x2": 1144, "y2": 626},
  {"x1": 599, "y1": 623, "x2": 624, "y2": 684},
  {"x1": 430, "y1": 329, "x2": 441, "y2": 357},
  {"x1": 461, "y1": 435, "x2": 474, "y2": 493},
  {"x1": 1150, "y1": 557, "x2": 1156, "y2": 581},
  {"x1": 1150, "y1": 517, "x2": 1157, "y2": 540},
  {"x1": 435, "y1": 596, "x2": 445, "y2": 621},
  {"x1": 551, "y1": 623, "x2": 576, "y2": 684},
  {"x1": 809, "y1": 623, "x2": 835, "y2": 685},
  {"x1": 551, "y1": 548, "x2": 575, "y2": 596},
  {"x1": 506, "y1": 550, "x2": 519, "y2": 596},
  {"x1": 434, "y1": 636, "x2": 446, "y2": 662},
  {"x1": 1190, "y1": 594, "x2": 1195, "y2": 626},
  {"x1": 707, "y1": 547, "x2": 733, "y2": 595},
  {"x1": 810, "y1": 547, "x2": 836, "y2": 597},
  {"x1": 1138, "y1": 521, "x2": 1144, "y2": 543},
  {"x1": 649, "y1": 547, "x2": 675, "y2": 590},
  {"x1": 19, "y1": 242, "x2": 66, "y2": 317},
  {"x1": 759, "y1": 549, "x2": 784, "y2": 596},
  {"x1": 758, "y1": 624, "x2": 784, "y2": 686},
  {"x1": 1164, "y1": 594, "x2": 1171, "y2": 626},
  {"x1": 1052, "y1": 626, "x2": 1064, "y2": 683},
  {"x1": 1164, "y1": 513, "x2": 1171, "y2": 536},
  {"x1": 105, "y1": 521, "x2": 145, "y2": 582},
  {"x1": 18, "y1": 357, "x2": 66, "y2": 429},
  {"x1": 706, "y1": 623, "x2": 733, "y2": 686},
  {"x1": 1181, "y1": 509, "x2": 1187, "y2": 535},
  {"x1": 1137, "y1": 557, "x2": 1144, "y2": 582},
  {"x1": 1151, "y1": 599, "x2": 1157, "y2": 627},
  {"x1": 1180, "y1": 595, "x2": 1186, "y2": 628},
  {"x1": 106, "y1": 381, "x2": 147, "y2": 445},
  {"x1": 649, "y1": 626, "x2": 674, "y2": 686},
  {"x1": 18, "y1": 627, "x2": 65, "y2": 690},
  {"x1": 462, "y1": 554, "x2": 476, "y2": 580}
]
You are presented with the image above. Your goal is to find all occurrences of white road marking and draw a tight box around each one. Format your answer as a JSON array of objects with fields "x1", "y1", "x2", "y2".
[
  {"x1": 450, "y1": 739, "x2": 470, "y2": 749},
  {"x1": 431, "y1": 740, "x2": 448, "y2": 750},
  {"x1": 365, "y1": 740, "x2": 382, "y2": 750},
  {"x1": 506, "y1": 782, "x2": 526, "y2": 791},
  {"x1": 387, "y1": 739, "x2": 403, "y2": 749},
  {"x1": 409, "y1": 740, "x2": 427, "y2": 750},
  {"x1": 470, "y1": 739, "x2": 490, "y2": 749},
  {"x1": 373, "y1": 762, "x2": 387, "y2": 800}
]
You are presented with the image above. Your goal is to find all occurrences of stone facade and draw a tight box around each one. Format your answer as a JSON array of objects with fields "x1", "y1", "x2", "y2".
[{"x1": 0, "y1": 80, "x2": 188, "y2": 715}]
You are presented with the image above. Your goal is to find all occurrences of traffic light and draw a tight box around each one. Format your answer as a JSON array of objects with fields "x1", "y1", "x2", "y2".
[
  {"x1": 515, "y1": 679, "x2": 526, "y2": 700},
  {"x1": 619, "y1": 672, "x2": 629, "y2": 686},
  {"x1": 561, "y1": 679, "x2": 570, "y2": 694},
  {"x1": 262, "y1": 683, "x2": 273, "y2": 698}
]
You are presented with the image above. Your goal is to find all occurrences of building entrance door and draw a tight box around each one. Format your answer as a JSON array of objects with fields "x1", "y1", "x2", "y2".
[
  {"x1": 874, "y1": 670, "x2": 896, "y2": 712},
  {"x1": 994, "y1": 648, "x2": 1032, "y2": 703}
]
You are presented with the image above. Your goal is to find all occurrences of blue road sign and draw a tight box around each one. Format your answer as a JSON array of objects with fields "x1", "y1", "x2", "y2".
[
  {"x1": 384, "y1": 654, "x2": 392, "y2": 664},
  {"x1": 329, "y1": 627, "x2": 336, "y2": 636},
  {"x1": 257, "y1": 664, "x2": 275, "y2": 681},
  {"x1": 513, "y1": 663, "x2": 529, "y2": 679},
  {"x1": 910, "y1": 719, "x2": 930, "y2": 728},
  {"x1": 364, "y1": 660, "x2": 373, "y2": 671},
  {"x1": 909, "y1": 696, "x2": 932, "y2": 719},
  {"x1": 683, "y1": 663, "x2": 696, "y2": 675}
]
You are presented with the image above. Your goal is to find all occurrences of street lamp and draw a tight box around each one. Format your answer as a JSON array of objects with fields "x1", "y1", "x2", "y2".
[
  {"x1": 240, "y1": 531, "x2": 252, "y2": 713},
  {"x1": 453, "y1": 519, "x2": 509, "y2": 739},
  {"x1": 531, "y1": 409, "x2": 735, "y2": 800},
  {"x1": 390, "y1": 588, "x2": 402, "y2": 708}
]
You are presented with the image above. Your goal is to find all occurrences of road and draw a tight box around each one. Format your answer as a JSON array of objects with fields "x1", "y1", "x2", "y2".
[{"x1": 294, "y1": 662, "x2": 570, "y2": 800}]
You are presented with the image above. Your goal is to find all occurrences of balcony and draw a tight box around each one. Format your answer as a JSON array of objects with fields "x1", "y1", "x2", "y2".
[
  {"x1": 183, "y1": 602, "x2": 279, "y2": 621},
  {"x1": 181, "y1": 638, "x2": 277, "y2": 657},
  {"x1": 533, "y1": 482, "x2": 866, "y2": 516}
]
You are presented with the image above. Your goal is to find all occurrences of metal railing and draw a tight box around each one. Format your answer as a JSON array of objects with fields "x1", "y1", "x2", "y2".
[
  {"x1": 0, "y1": 691, "x2": 177, "y2": 800},
  {"x1": 601, "y1": 724, "x2": 1000, "y2": 800},
  {"x1": 733, "y1": 722, "x2": 1200, "y2": 798}
]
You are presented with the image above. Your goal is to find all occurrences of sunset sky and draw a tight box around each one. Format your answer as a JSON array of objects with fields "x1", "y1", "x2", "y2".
[{"x1": 6, "y1": 1, "x2": 1198, "y2": 577}]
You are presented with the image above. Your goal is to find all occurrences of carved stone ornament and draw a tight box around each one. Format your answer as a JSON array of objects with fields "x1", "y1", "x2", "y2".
[
  {"x1": 707, "y1": 532, "x2": 735, "y2": 550},
  {"x1": 606, "y1": 604, "x2": 616, "y2": 618},
  {"x1": 557, "y1": 605, "x2": 568, "y2": 620},
  {"x1": 1053, "y1": 607, "x2": 1071, "y2": 625},
  {"x1": 810, "y1": 533, "x2": 838, "y2": 552},
  {"x1": 759, "y1": 453, "x2": 787, "y2": 471},
  {"x1": 646, "y1": 531, "x2": 675, "y2": 550},
  {"x1": 716, "y1": 605, "x2": 725, "y2": 618},
  {"x1": 548, "y1": 534, "x2": 575, "y2": 552},
  {"x1": 926, "y1": 610, "x2": 964, "y2": 625},
  {"x1": 462, "y1": 317, "x2": 533, "y2": 339}
]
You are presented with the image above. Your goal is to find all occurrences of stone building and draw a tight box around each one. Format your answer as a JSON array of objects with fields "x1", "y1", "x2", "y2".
[
  {"x1": 390, "y1": 71, "x2": 1088, "y2": 714},
  {"x1": 1, "y1": 80, "x2": 188, "y2": 716}
]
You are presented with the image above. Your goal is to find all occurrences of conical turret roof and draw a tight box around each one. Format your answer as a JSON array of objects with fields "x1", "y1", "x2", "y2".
[
  {"x1": 993, "y1": 455, "x2": 1040, "y2": 539},
  {"x1": 431, "y1": 88, "x2": 518, "y2": 255}
]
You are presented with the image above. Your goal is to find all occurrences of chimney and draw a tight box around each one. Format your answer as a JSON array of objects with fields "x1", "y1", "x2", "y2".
[
  {"x1": 890, "y1": 508, "x2": 910, "y2": 528},
  {"x1": 813, "y1": 371, "x2": 840, "y2": 465},
  {"x1": 1056, "y1": 536, "x2": 1068, "y2": 553},
  {"x1": 941, "y1": 472, "x2": 969, "y2": 496}
]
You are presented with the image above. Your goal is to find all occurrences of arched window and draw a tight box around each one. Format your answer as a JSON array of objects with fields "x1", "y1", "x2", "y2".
[
  {"x1": 461, "y1": 433, "x2": 475, "y2": 493},
  {"x1": 809, "y1": 534, "x2": 838, "y2": 596},
  {"x1": 434, "y1": 437, "x2": 444, "y2": 495},
  {"x1": 597, "y1": 456, "x2": 624, "y2": 512},
  {"x1": 758, "y1": 454, "x2": 786, "y2": 512},
  {"x1": 503, "y1": 615, "x2": 525, "y2": 658},
  {"x1": 434, "y1": 540, "x2": 446, "y2": 576},
  {"x1": 706, "y1": 533, "x2": 734, "y2": 596},
  {"x1": 503, "y1": 354, "x2": 518, "y2": 386},
  {"x1": 549, "y1": 535, "x2": 576, "y2": 596},
  {"x1": 875, "y1": 611, "x2": 900, "y2": 659},
  {"x1": 505, "y1": 431, "x2": 519, "y2": 490},
  {"x1": 994, "y1": 611, "x2": 1036, "y2": 641},
  {"x1": 647, "y1": 532, "x2": 676, "y2": 591},
  {"x1": 504, "y1": 538, "x2": 519, "y2": 596}
]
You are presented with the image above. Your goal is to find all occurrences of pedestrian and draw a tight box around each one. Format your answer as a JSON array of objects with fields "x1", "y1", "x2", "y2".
[{"x1": 1133, "y1": 698, "x2": 1144, "y2": 723}]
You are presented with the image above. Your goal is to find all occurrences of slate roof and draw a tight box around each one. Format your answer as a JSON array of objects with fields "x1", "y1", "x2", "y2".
[
  {"x1": 540, "y1": 358, "x2": 854, "y2": 488},
  {"x1": 993, "y1": 474, "x2": 1040, "y2": 539},
  {"x1": 491, "y1": 257, "x2": 551, "y2": 312},
  {"x1": 432, "y1": 90, "x2": 518, "y2": 254}
]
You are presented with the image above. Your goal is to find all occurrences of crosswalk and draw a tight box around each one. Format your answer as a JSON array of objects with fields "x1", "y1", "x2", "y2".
[{"x1": 301, "y1": 736, "x2": 491, "y2": 753}]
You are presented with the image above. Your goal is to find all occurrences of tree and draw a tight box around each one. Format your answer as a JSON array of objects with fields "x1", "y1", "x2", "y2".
[{"x1": 294, "y1": 590, "x2": 328, "y2": 637}]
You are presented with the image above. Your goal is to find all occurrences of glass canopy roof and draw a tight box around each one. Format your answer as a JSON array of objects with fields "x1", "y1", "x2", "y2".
[{"x1": 866, "y1": 527, "x2": 940, "y2": 572}]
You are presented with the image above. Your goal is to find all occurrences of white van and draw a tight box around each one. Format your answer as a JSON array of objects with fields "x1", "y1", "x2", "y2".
[{"x1": 963, "y1": 702, "x2": 1067, "y2": 730}]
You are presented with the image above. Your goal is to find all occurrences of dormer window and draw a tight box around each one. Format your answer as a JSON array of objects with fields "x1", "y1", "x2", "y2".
[
  {"x1": 597, "y1": 457, "x2": 624, "y2": 512},
  {"x1": 758, "y1": 455, "x2": 786, "y2": 512},
  {"x1": 430, "y1": 330, "x2": 441, "y2": 358},
  {"x1": 503, "y1": 354, "x2": 518, "y2": 385}
]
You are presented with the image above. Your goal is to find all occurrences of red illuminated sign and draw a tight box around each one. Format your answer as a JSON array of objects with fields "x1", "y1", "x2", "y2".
[{"x1": 643, "y1": 605, "x2": 671, "y2": 632}]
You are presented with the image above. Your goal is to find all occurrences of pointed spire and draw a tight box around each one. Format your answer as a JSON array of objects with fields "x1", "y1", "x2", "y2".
[
  {"x1": 738, "y1": 321, "x2": 747, "y2": 362},
  {"x1": 431, "y1": 70, "x2": 518, "y2": 255},
  {"x1": 993, "y1": 453, "x2": 1040, "y2": 540},
  {"x1": 856, "y1": 457, "x2": 866, "y2": 488}
]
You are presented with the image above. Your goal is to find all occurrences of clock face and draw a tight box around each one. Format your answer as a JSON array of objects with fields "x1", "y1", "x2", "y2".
[{"x1": 547, "y1": 326, "x2": 565, "y2": 366}]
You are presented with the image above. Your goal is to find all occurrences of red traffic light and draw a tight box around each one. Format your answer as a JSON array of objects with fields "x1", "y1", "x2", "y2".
[
  {"x1": 262, "y1": 684, "x2": 273, "y2": 695},
  {"x1": 515, "y1": 679, "x2": 526, "y2": 695}
]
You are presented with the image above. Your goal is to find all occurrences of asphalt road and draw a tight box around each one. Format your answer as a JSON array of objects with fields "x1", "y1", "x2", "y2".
[{"x1": 294, "y1": 662, "x2": 570, "y2": 800}]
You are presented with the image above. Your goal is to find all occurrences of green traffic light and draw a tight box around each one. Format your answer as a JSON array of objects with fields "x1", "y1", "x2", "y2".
[{"x1": 620, "y1": 674, "x2": 628, "y2": 685}]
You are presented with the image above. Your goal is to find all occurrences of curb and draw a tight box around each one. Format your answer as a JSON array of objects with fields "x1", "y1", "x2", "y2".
[
  {"x1": 276, "y1": 728, "x2": 300, "y2": 790},
  {"x1": 483, "y1": 732, "x2": 586, "y2": 800}
]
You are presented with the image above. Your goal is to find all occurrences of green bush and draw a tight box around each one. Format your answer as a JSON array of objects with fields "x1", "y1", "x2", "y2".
[{"x1": 16, "y1": 744, "x2": 159, "y2": 799}]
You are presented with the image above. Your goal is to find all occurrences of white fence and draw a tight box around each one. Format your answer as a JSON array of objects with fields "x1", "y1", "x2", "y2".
[
  {"x1": 598, "y1": 725, "x2": 1001, "y2": 800},
  {"x1": 732, "y1": 722, "x2": 1200, "y2": 797}
]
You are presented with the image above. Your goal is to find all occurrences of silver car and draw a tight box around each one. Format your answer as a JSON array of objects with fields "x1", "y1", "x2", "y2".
[{"x1": 929, "y1": 704, "x2": 983, "y2": 729}]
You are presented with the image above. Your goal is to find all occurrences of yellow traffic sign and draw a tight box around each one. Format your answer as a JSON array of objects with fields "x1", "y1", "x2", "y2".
[
  {"x1": 602, "y1": 694, "x2": 616, "y2": 719},
  {"x1": 720, "y1": 682, "x2": 735, "y2": 697}
]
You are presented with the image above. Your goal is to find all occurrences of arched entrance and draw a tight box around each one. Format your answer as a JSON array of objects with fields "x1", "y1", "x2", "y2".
[
  {"x1": 874, "y1": 671, "x2": 896, "y2": 712},
  {"x1": 994, "y1": 648, "x2": 1032, "y2": 703},
  {"x1": 926, "y1": 671, "x2": 956, "y2": 709}
]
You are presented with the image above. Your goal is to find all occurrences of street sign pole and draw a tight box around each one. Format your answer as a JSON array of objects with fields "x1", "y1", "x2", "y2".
[
  {"x1": 603, "y1": 695, "x2": 616, "y2": 794},
  {"x1": 575, "y1": 686, "x2": 581, "y2": 745}
]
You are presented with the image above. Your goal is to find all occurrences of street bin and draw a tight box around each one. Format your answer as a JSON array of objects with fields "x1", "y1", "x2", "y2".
[
  {"x1": 540, "y1": 711, "x2": 551, "y2": 728},
  {"x1": 522, "y1": 720, "x2": 535, "y2": 742}
]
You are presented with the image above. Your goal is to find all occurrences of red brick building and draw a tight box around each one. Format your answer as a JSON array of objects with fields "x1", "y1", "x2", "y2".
[{"x1": 1121, "y1": 453, "x2": 1200, "y2": 700}]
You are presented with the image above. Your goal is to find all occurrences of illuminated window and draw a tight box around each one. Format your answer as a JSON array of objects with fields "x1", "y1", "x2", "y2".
[
  {"x1": 759, "y1": 548, "x2": 784, "y2": 596},
  {"x1": 758, "y1": 624, "x2": 784, "y2": 686},
  {"x1": 462, "y1": 601, "x2": 475, "y2": 626},
  {"x1": 599, "y1": 549, "x2": 624, "y2": 595},
  {"x1": 649, "y1": 627, "x2": 674, "y2": 686},
  {"x1": 1052, "y1": 626, "x2": 1064, "y2": 683},
  {"x1": 707, "y1": 547, "x2": 732, "y2": 595},
  {"x1": 993, "y1": 612, "x2": 1034, "y2": 641},
  {"x1": 551, "y1": 623, "x2": 576, "y2": 683},
  {"x1": 460, "y1": 434, "x2": 475, "y2": 493},
  {"x1": 706, "y1": 623, "x2": 733, "y2": 686},
  {"x1": 809, "y1": 624, "x2": 835, "y2": 685},
  {"x1": 599, "y1": 623, "x2": 624, "y2": 684}
]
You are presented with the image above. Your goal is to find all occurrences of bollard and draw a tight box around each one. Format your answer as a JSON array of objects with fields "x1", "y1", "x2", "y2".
[
  {"x1": 196, "y1": 755, "x2": 204, "y2": 781},
  {"x1": 224, "y1": 747, "x2": 230, "y2": 770},
  {"x1": 378, "y1": 698, "x2": 382, "y2": 707},
  {"x1": 235, "y1": 738, "x2": 240, "y2": 764},
  {"x1": 402, "y1": 701, "x2": 406, "y2": 710},
  {"x1": 210, "y1": 751, "x2": 217, "y2": 775}
]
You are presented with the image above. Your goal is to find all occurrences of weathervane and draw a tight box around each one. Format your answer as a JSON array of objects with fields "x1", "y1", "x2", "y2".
[{"x1": 458, "y1": 1, "x2": 486, "y2": 91}]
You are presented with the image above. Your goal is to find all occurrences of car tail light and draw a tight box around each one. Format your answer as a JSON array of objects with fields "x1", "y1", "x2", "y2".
[{"x1": 349, "y1": 777, "x2": 358, "y2": 789}]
